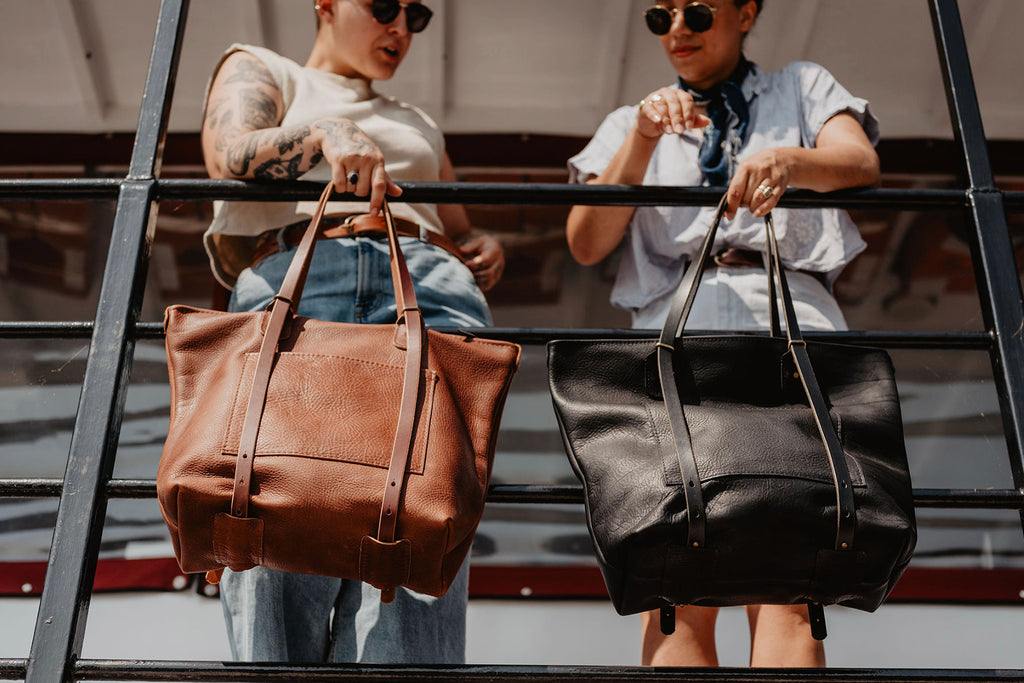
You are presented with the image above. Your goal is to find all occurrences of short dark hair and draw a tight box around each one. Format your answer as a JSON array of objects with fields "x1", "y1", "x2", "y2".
[{"x1": 738, "y1": 0, "x2": 764, "y2": 11}]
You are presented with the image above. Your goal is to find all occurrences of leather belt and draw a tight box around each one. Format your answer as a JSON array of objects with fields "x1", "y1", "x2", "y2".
[
  {"x1": 710, "y1": 247, "x2": 827, "y2": 288},
  {"x1": 251, "y1": 214, "x2": 466, "y2": 266}
]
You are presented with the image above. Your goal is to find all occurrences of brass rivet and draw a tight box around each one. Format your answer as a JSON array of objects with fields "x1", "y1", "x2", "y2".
[
  {"x1": 793, "y1": 372, "x2": 799, "y2": 378},
  {"x1": 692, "y1": 542, "x2": 699, "y2": 548},
  {"x1": 841, "y1": 542, "x2": 849, "y2": 549}
]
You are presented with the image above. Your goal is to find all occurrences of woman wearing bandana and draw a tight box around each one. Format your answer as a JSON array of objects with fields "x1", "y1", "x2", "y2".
[
  {"x1": 200, "y1": 0, "x2": 501, "y2": 665},
  {"x1": 567, "y1": 0, "x2": 880, "y2": 668}
]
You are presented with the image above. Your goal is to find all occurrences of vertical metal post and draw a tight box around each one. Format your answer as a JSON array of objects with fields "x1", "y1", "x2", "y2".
[
  {"x1": 24, "y1": 1, "x2": 189, "y2": 681},
  {"x1": 929, "y1": 0, "x2": 1024, "y2": 526}
]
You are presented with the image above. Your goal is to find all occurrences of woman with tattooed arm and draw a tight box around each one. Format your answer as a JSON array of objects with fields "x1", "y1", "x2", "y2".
[{"x1": 199, "y1": 0, "x2": 501, "y2": 665}]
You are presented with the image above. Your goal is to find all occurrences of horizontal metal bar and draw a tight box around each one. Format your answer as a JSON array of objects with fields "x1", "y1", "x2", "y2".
[
  {"x1": 0, "y1": 659, "x2": 25, "y2": 681},
  {"x1": 449, "y1": 328, "x2": 995, "y2": 349},
  {"x1": 156, "y1": 180, "x2": 976, "y2": 210},
  {"x1": 913, "y1": 489, "x2": 1024, "y2": 508},
  {"x1": 1, "y1": 180, "x2": 1019, "y2": 215},
  {"x1": 1, "y1": 479, "x2": 1021, "y2": 510},
  {"x1": 0, "y1": 322, "x2": 995, "y2": 350},
  {"x1": 0, "y1": 321, "x2": 96, "y2": 338},
  {"x1": 0, "y1": 479, "x2": 64, "y2": 497},
  {"x1": 67, "y1": 660, "x2": 1024, "y2": 682},
  {"x1": 0, "y1": 177, "x2": 983, "y2": 210},
  {"x1": 0, "y1": 177, "x2": 124, "y2": 200}
]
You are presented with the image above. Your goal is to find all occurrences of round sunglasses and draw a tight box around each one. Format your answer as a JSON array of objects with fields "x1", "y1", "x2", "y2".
[
  {"x1": 644, "y1": 2, "x2": 717, "y2": 35},
  {"x1": 371, "y1": 0, "x2": 433, "y2": 33}
]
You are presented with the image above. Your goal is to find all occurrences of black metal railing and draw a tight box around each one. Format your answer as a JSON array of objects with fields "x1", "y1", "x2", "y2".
[{"x1": 1, "y1": 0, "x2": 1022, "y2": 680}]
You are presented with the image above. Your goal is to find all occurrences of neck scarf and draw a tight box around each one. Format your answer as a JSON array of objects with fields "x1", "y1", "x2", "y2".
[{"x1": 678, "y1": 56, "x2": 752, "y2": 186}]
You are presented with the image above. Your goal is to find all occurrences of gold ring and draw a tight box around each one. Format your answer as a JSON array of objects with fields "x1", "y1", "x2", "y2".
[
  {"x1": 759, "y1": 184, "x2": 774, "y2": 200},
  {"x1": 639, "y1": 98, "x2": 647, "y2": 107}
]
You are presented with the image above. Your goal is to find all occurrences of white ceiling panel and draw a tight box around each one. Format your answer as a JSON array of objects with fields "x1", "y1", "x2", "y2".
[{"x1": 0, "y1": 0, "x2": 1020, "y2": 141}]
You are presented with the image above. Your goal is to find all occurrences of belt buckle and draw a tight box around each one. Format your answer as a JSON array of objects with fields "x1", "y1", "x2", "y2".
[{"x1": 338, "y1": 214, "x2": 360, "y2": 237}]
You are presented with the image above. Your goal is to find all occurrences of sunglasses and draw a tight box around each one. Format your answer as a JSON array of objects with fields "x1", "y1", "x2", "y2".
[
  {"x1": 644, "y1": 2, "x2": 718, "y2": 35},
  {"x1": 370, "y1": 0, "x2": 433, "y2": 33}
]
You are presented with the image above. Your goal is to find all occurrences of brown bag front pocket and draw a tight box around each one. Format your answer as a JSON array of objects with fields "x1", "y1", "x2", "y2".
[{"x1": 222, "y1": 352, "x2": 437, "y2": 473}]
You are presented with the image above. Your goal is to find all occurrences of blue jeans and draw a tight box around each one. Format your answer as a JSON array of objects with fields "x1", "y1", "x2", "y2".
[{"x1": 220, "y1": 232, "x2": 491, "y2": 663}]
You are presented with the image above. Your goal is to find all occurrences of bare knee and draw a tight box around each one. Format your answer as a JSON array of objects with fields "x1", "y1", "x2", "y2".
[
  {"x1": 748, "y1": 604, "x2": 825, "y2": 668},
  {"x1": 641, "y1": 606, "x2": 719, "y2": 667}
]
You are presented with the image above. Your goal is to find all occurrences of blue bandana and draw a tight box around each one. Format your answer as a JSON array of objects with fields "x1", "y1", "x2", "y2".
[{"x1": 678, "y1": 56, "x2": 752, "y2": 186}]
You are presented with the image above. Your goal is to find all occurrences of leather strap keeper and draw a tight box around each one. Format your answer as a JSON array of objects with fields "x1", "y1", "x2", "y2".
[
  {"x1": 359, "y1": 535, "x2": 413, "y2": 602},
  {"x1": 212, "y1": 512, "x2": 264, "y2": 572},
  {"x1": 251, "y1": 214, "x2": 466, "y2": 267}
]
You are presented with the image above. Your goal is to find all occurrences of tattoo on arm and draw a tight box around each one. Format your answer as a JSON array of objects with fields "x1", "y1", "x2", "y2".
[
  {"x1": 205, "y1": 51, "x2": 296, "y2": 176},
  {"x1": 254, "y1": 152, "x2": 305, "y2": 181},
  {"x1": 227, "y1": 126, "x2": 314, "y2": 180},
  {"x1": 238, "y1": 86, "x2": 279, "y2": 131},
  {"x1": 314, "y1": 119, "x2": 375, "y2": 155},
  {"x1": 223, "y1": 55, "x2": 278, "y2": 90}
]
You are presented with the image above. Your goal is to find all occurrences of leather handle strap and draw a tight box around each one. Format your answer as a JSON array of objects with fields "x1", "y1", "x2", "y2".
[
  {"x1": 764, "y1": 214, "x2": 855, "y2": 551},
  {"x1": 656, "y1": 196, "x2": 855, "y2": 553},
  {"x1": 229, "y1": 182, "x2": 336, "y2": 519},
  {"x1": 653, "y1": 197, "x2": 729, "y2": 549},
  {"x1": 229, "y1": 184, "x2": 426, "y2": 570},
  {"x1": 375, "y1": 198, "x2": 425, "y2": 546}
]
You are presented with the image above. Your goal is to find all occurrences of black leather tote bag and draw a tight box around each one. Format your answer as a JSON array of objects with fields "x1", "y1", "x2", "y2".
[{"x1": 547, "y1": 198, "x2": 916, "y2": 632}]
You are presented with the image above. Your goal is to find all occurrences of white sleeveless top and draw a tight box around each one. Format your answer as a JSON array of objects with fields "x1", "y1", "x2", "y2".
[{"x1": 203, "y1": 44, "x2": 446, "y2": 288}]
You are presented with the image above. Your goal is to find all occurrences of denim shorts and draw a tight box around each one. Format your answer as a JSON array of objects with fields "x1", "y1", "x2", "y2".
[
  {"x1": 231, "y1": 233, "x2": 492, "y2": 328},
  {"x1": 220, "y1": 232, "x2": 490, "y2": 664}
]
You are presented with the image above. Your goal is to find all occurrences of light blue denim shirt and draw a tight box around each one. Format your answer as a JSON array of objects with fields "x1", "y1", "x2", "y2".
[{"x1": 569, "y1": 61, "x2": 879, "y2": 315}]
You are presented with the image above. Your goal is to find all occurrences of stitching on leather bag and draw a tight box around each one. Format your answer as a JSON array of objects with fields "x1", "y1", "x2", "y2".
[
  {"x1": 831, "y1": 411, "x2": 866, "y2": 487},
  {"x1": 410, "y1": 372, "x2": 438, "y2": 476},
  {"x1": 221, "y1": 352, "x2": 252, "y2": 460},
  {"x1": 281, "y1": 351, "x2": 407, "y2": 371},
  {"x1": 647, "y1": 403, "x2": 683, "y2": 486}
]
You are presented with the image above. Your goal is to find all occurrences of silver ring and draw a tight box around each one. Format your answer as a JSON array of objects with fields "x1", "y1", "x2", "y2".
[
  {"x1": 347, "y1": 171, "x2": 359, "y2": 186},
  {"x1": 650, "y1": 94, "x2": 663, "y2": 103},
  {"x1": 759, "y1": 184, "x2": 774, "y2": 200}
]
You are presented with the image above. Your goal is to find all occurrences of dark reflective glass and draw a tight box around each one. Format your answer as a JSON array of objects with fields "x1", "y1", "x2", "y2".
[
  {"x1": 644, "y1": 3, "x2": 716, "y2": 35},
  {"x1": 371, "y1": 0, "x2": 433, "y2": 33}
]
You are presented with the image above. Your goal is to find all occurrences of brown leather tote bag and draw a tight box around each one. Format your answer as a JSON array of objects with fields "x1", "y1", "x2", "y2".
[{"x1": 157, "y1": 183, "x2": 521, "y2": 601}]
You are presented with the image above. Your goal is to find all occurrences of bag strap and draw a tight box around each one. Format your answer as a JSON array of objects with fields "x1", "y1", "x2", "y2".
[
  {"x1": 375, "y1": 198, "x2": 425, "y2": 548},
  {"x1": 655, "y1": 196, "x2": 855, "y2": 552},
  {"x1": 228, "y1": 184, "x2": 427, "y2": 572},
  {"x1": 764, "y1": 215, "x2": 855, "y2": 551}
]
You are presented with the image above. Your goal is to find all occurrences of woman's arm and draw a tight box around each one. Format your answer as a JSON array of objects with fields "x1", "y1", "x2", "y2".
[
  {"x1": 566, "y1": 87, "x2": 710, "y2": 266},
  {"x1": 201, "y1": 50, "x2": 400, "y2": 214},
  {"x1": 436, "y1": 153, "x2": 505, "y2": 291},
  {"x1": 564, "y1": 128, "x2": 659, "y2": 266},
  {"x1": 726, "y1": 112, "x2": 880, "y2": 219}
]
